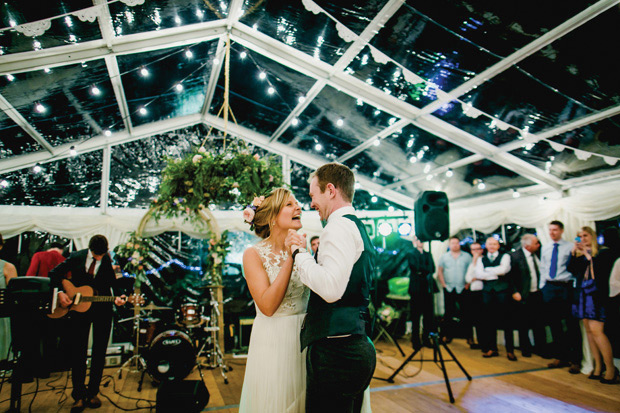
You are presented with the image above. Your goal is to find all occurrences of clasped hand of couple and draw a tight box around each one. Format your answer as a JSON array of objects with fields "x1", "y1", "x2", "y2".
[{"x1": 285, "y1": 229, "x2": 306, "y2": 254}]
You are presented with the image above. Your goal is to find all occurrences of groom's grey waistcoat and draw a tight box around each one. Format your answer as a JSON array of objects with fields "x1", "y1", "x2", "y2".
[{"x1": 300, "y1": 214, "x2": 375, "y2": 351}]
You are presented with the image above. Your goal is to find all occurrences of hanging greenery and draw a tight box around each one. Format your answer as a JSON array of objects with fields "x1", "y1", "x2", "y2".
[
  {"x1": 113, "y1": 231, "x2": 153, "y2": 288},
  {"x1": 151, "y1": 140, "x2": 285, "y2": 224},
  {"x1": 117, "y1": 139, "x2": 285, "y2": 287}
]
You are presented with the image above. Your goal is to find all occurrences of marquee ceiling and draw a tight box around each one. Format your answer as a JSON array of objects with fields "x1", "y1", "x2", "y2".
[{"x1": 0, "y1": 0, "x2": 619, "y2": 211}]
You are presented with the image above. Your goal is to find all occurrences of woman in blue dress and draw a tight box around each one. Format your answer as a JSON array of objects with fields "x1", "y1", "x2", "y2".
[{"x1": 569, "y1": 226, "x2": 619, "y2": 384}]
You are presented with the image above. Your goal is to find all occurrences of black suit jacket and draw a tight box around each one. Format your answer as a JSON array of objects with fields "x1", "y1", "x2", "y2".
[
  {"x1": 407, "y1": 248, "x2": 437, "y2": 295},
  {"x1": 49, "y1": 249, "x2": 116, "y2": 299},
  {"x1": 508, "y1": 248, "x2": 539, "y2": 301}
]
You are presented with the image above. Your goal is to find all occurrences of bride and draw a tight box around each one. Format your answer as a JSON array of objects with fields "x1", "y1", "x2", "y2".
[{"x1": 238, "y1": 188, "x2": 310, "y2": 412}]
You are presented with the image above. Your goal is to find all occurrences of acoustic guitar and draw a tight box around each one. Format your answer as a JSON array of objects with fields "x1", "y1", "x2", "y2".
[{"x1": 48, "y1": 279, "x2": 143, "y2": 319}]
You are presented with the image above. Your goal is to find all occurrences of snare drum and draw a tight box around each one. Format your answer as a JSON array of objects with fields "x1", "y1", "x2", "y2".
[
  {"x1": 147, "y1": 329, "x2": 195, "y2": 382},
  {"x1": 179, "y1": 303, "x2": 202, "y2": 326}
]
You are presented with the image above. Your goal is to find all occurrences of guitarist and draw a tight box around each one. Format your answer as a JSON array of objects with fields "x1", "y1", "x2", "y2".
[{"x1": 49, "y1": 234, "x2": 127, "y2": 413}]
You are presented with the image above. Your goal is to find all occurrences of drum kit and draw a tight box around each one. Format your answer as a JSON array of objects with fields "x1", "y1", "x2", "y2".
[{"x1": 116, "y1": 287, "x2": 229, "y2": 390}]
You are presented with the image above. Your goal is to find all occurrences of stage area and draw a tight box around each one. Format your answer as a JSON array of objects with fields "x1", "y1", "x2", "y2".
[{"x1": 1, "y1": 338, "x2": 619, "y2": 412}]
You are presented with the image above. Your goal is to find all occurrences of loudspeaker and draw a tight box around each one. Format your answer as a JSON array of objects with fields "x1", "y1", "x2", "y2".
[
  {"x1": 414, "y1": 191, "x2": 449, "y2": 241},
  {"x1": 156, "y1": 380, "x2": 210, "y2": 413}
]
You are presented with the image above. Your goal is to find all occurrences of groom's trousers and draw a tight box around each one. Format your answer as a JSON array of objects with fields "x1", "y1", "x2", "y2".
[{"x1": 306, "y1": 334, "x2": 376, "y2": 413}]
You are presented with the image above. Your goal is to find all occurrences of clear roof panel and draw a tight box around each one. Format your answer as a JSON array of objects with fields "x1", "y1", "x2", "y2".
[
  {"x1": 510, "y1": 6, "x2": 620, "y2": 113},
  {"x1": 0, "y1": 0, "x2": 101, "y2": 56},
  {"x1": 510, "y1": 116, "x2": 620, "y2": 180},
  {"x1": 0, "y1": 113, "x2": 40, "y2": 158},
  {"x1": 0, "y1": 59, "x2": 123, "y2": 146},
  {"x1": 109, "y1": 126, "x2": 206, "y2": 208},
  {"x1": 109, "y1": 0, "x2": 226, "y2": 37},
  {"x1": 280, "y1": 86, "x2": 397, "y2": 158},
  {"x1": 0, "y1": 150, "x2": 102, "y2": 207},
  {"x1": 365, "y1": 5, "x2": 500, "y2": 102},
  {"x1": 240, "y1": 0, "x2": 350, "y2": 65},
  {"x1": 315, "y1": 0, "x2": 390, "y2": 35},
  {"x1": 450, "y1": 159, "x2": 535, "y2": 200},
  {"x1": 409, "y1": 1, "x2": 597, "y2": 57},
  {"x1": 118, "y1": 40, "x2": 217, "y2": 127},
  {"x1": 343, "y1": 151, "x2": 397, "y2": 187},
  {"x1": 208, "y1": 43, "x2": 316, "y2": 137}
]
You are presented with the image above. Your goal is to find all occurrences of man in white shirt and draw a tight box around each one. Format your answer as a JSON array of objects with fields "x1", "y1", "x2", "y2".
[
  {"x1": 464, "y1": 242, "x2": 484, "y2": 350},
  {"x1": 287, "y1": 162, "x2": 375, "y2": 413},
  {"x1": 475, "y1": 237, "x2": 515, "y2": 360}
]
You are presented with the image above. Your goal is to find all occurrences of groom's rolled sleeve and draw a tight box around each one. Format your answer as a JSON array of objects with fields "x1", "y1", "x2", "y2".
[{"x1": 296, "y1": 216, "x2": 363, "y2": 303}]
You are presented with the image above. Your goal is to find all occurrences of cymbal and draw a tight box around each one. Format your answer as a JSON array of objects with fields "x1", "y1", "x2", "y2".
[{"x1": 140, "y1": 303, "x2": 173, "y2": 311}]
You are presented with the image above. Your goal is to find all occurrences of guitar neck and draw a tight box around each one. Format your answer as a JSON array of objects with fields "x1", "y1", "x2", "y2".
[{"x1": 80, "y1": 296, "x2": 118, "y2": 303}]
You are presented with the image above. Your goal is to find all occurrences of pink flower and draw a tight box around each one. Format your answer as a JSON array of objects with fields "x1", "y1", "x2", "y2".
[
  {"x1": 253, "y1": 154, "x2": 260, "y2": 161},
  {"x1": 198, "y1": 146, "x2": 207, "y2": 153},
  {"x1": 269, "y1": 175, "x2": 274, "y2": 182},
  {"x1": 243, "y1": 207, "x2": 255, "y2": 223},
  {"x1": 192, "y1": 154, "x2": 203, "y2": 164},
  {"x1": 252, "y1": 196, "x2": 265, "y2": 207}
]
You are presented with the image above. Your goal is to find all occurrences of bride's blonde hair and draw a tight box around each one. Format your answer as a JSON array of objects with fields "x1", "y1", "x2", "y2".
[{"x1": 253, "y1": 188, "x2": 292, "y2": 239}]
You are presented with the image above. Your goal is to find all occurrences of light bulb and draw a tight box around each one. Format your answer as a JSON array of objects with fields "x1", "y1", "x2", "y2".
[
  {"x1": 139, "y1": 107, "x2": 147, "y2": 115},
  {"x1": 175, "y1": 83, "x2": 183, "y2": 92},
  {"x1": 91, "y1": 86, "x2": 101, "y2": 95},
  {"x1": 291, "y1": 118, "x2": 299, "y2": 126},
  {"x1": 140, "y1": 67, "x2": 149, "y2": 77},
  {"x1": 69, "y1": 146, "x2": 77, "y2": 156},
  {"x1": 336, "y1": 119, "x2": 344, "y2": 127}
]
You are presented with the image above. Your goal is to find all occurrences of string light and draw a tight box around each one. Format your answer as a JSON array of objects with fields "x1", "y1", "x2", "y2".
[
  {"x1": 373, "y1": 139, "x2": 381, "y2": 146},
  {"x1": 477, "y1": 180, "x2": 486, "y2": 190},
  {"x1": 213, "y1": 58, "x2": 220, "y2": 65},
  {"x1": 267, "y1": 86, "x2": 275, "y2": 95},
  {"x1": 354, "y1": 182, "x2": 361, "y2": 190},
  {"x1": 315, "y1": 143, "x2": 322, "y2": 151},
  {"x1": 512, "y1": 189, "x2": 521, "y2": 198},
  {"x1": 175, "y1": 83, "x2": 183, "y2": 92},
  {"x1": 336, "y1": 118, "x2": 344, "y2": 127},
  {"x1": 65, "y1": 16, "x2": 72, "y2": 27},
  {"x1": 409, "y1": 156, "x2": 417, "y2": 163},
  {"x1": 196, "y1": 9, "x2": 204, "y2": 18},
  {"x1": 9, "y1": 20, "x2": 16, "y2": 27},
  {"x1": 44, "y1": 67, "x2": 51, "y2": 73},
  {"x1": 259, "y1": 72, "x2": 267, "y2": 80},
  {"x1": 298, "y1": 96, "x2": 305, "y2": 104},
  {"x1": 91, "y1": 85, "x2": 101, "y2": 96},
  {"x1": 139, "y1": 107, "x2": 147, "y2": 115},
  {"x1": 240, "y1": 51, "x2": 247, "y2": 59},
  {"x1": 103, "y1": 129, "x2": 112, "y2": 137},
  {"x1": 426, "y1": 174, "x2": 433, "y2": 181},
  {"x1": 446, "y1": 169, "x2": 454, "y2": 177},
  {"x1": 69, "y1": 146, "x2": 77, "y2": 156},
  {"x1": 33, "y1": 163, "x2": 42, "y2": 173},
  {"x1": 6, "y1": 74, "x2": 14, "y2": 81},
  {"x1": 174, "y1": 16, "x2": 182, "y2": 25},
  {"x1": 35, "y1": 103, "x2": 46, "y2": 113},
  {"x1": 371, "y1": 196, "x2": 378, "y2": 203},
  {"x1": 185, "y1": 49, "x2": 193, "y2": 58},
  {"x1": 291, "y1": 118, "x2": 299, "y2": 126}
]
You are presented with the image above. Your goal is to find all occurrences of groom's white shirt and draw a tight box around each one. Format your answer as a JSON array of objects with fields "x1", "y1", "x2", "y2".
[{"x1": 296, "y1": 206, "x2": 364, "y2": 303}]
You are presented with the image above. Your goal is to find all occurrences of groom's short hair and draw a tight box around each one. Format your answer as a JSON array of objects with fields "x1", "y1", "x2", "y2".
[{"x1": 310, "y1": 163, "x2": 355, "y2": 203}]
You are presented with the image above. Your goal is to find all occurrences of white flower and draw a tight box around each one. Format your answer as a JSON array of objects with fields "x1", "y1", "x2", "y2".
[
  {"x1": 243, "y1": 207, "x2": 255, "y2": 223},
  {"x1": 214, "y1": 256, "x2": 222, "y2": 265},
  {"x1": 198, "y1": 146, "x2": 206, "y2": 153},
  {"x1": 132, "y1": 251, "x2": 140, "y2": 259},
  {"x1": 192, "y1": 154, "x2": 203, "y2": 164}
]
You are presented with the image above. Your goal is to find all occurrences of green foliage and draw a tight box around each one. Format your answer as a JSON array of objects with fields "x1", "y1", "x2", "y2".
[
  {"x1": 151, "y1": 140, "x2": 285, "y2": 224},
  {"x1": 113, "y1": 231, "x2": 153, "y2": 288},
  {"x1": 206, "y1": 230, "x2": 231, "y2": 285}
]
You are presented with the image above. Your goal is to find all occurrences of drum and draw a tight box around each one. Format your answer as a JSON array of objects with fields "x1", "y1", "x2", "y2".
[
  {"x1": 147, "y1": 329, "x2": 196, "y2": 382},
  {"x1": 138, "y1": 318, "x2": 162, "y2": 347},
  {"x1": 179, "y1": 303, "x2": 202, "y2": 326}
]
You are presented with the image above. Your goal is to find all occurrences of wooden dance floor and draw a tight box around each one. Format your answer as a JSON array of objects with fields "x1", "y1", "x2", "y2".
[{"x1": 2, "y1": 338, "x2": 619, "y2": 412}]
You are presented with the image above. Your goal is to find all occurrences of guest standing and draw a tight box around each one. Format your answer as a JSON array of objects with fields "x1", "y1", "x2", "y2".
[
  {"x1": 407, "y1": 236, "x2": 437, "y2": 349},
  {"x1": 568, "y1": 226, "x2": 619, "y2": 384},
  {"x1": 26, "y1": 242, "x2": 66, "y2": 277},
  {"x1": 437, "y1": 237, "x2": 472, "y2": 344},
  {"x1": 475, "y1": 237, "x2": 515, "y2": 360},
  {"x1": 0, "y1": 234, "x2": 17, "y2": 362},
  {"x1": 507, "y1": 234, "x2": 546, "y2": 357},
  {"x1": 464, "y1": 242, "x2": 484, "y2": 350},
  {"x1": 540, "y1": 220, "x2": 581, "y2": 374}
]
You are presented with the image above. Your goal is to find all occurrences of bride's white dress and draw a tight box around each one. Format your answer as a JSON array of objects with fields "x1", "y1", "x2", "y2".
[
  {"x1": 239, "y1": 240, "x2": 372, "y2": 412},
  {"x1": 239, "y1": 240, "x2": 310, "y2": 412}
]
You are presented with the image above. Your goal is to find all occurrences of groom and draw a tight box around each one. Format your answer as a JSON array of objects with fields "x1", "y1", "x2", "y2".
[{"x1": 287, "y1": 162, "x2": 376, "y2": 412}]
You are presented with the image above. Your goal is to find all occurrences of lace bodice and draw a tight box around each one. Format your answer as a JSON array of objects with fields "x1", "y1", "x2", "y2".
[{"x1": 251, "y1": 240, "x2": 309, "y2": 317}]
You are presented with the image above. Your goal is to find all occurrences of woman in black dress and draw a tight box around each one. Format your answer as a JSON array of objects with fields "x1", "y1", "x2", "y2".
[{"x1": 569, "y1": 226, "x2": 618, "y2": 384}]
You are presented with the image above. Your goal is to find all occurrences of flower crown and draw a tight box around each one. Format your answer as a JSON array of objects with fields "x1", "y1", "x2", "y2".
[{"x1": 243, "y1": 196, "x2": 265, "y2": 230}]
